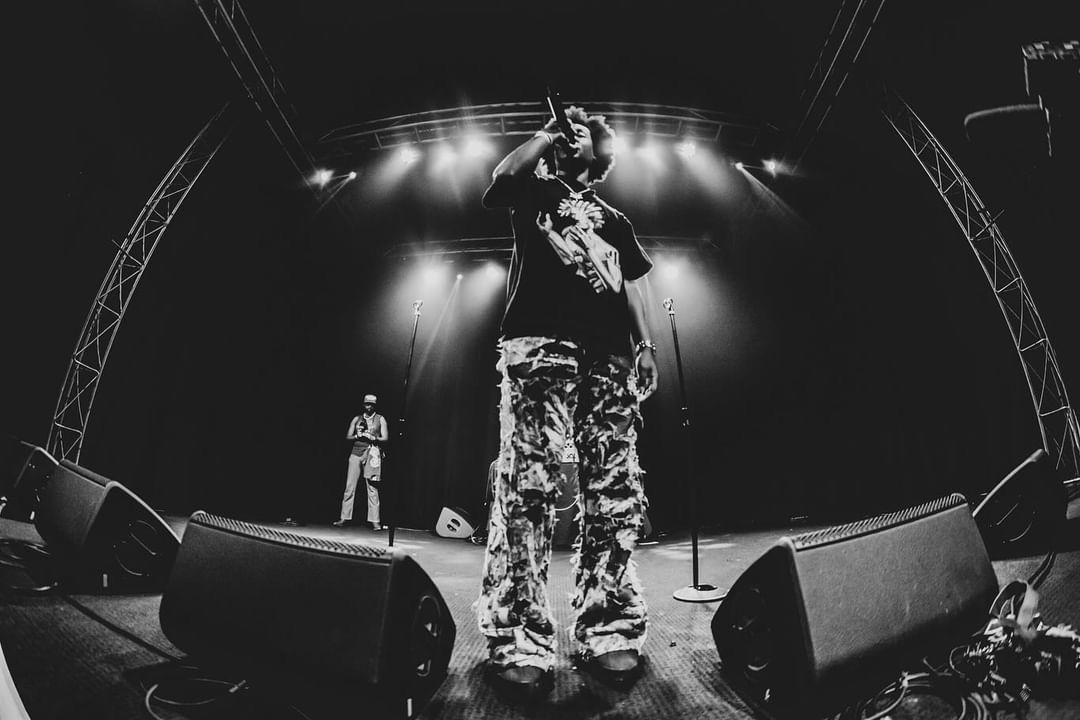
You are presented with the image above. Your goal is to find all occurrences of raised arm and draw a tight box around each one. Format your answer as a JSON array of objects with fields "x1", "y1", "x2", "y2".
[{"x1": 482, "y1": 120, "x2": 567, "y2": 208}]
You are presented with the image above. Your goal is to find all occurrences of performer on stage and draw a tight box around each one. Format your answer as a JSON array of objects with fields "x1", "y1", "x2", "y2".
[
  {"x1": 333, "y1": 393, "x2": 389, "y2": 530},
  {"x1": 476, "y1": 105, "x2": 658, "y2": 700}
]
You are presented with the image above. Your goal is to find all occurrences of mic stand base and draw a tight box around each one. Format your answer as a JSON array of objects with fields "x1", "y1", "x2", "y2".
[{"x1": 672, "y1": 584, "x2": 726, "y2": 603}]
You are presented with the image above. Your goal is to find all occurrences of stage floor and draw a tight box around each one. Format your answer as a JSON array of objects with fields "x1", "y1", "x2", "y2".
[{"x1": 2, "y1": 506, "x2": 1079, "y2": 720}]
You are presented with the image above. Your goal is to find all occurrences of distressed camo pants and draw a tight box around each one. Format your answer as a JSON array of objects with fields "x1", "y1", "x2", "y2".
[{"x1": 477, "y1": 336, "x2": 648, "y2": 672}]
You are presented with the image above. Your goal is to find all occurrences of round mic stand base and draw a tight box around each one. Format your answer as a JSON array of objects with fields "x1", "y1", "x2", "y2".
[{"x1": 672, "y1": 583, "x2": 726, "y2": 603}]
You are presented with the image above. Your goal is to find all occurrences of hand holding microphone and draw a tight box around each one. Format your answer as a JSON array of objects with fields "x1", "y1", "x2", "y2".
[
  {"x1": 541, "y1": 87, "x2": 580, "y2": 151},
  {"x1": 536, "y1": 119, "x2": 577, "y2": 151}
]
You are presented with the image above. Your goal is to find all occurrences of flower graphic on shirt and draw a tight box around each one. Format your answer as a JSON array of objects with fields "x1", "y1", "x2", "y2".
[
  {"x1": 535, "y1": 197, "x2": 623, "y2": 294},
  {"x1": 559, "y1": 198, "x2": 605, "y2": 231}
]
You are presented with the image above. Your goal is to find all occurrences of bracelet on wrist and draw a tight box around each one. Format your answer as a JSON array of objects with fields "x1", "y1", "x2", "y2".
[
  {"x1": 635, "y1": 340, "x2": 657, "y2": 354},
  {"x1": 533, "y1": 130, "x2": 554, "y2": 144}
]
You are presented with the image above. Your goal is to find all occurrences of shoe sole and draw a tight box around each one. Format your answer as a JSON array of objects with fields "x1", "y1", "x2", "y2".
[
  {"x1": 486, "y1": 669, "x2": 554, "y2": 703},
  {"x1": 579, "y1": 655, "x2": 643, "y2": 690}
]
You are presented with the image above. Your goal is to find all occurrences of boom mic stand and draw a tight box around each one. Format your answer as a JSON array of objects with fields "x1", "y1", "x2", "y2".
[
  {"x1": 388, "y1": 300, "x2": 422, "y2": 548},
  {"x1": 665, "y1": 297, "x2": 725, "y2": 603}
]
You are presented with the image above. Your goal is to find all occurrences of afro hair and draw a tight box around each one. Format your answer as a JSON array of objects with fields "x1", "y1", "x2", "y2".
[{"x1": 561, "y1": 105, "x2": 618, "y2": 184}]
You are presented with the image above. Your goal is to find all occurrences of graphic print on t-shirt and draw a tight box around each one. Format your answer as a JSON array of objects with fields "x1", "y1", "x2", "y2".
[{"x1": 535, "y1": 196, "x2": 623, "y2": 294}]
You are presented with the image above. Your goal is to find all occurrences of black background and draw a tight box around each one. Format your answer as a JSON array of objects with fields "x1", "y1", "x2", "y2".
[{"x1": 5, "y1": 1, "x2": 1077, "y2": 531}]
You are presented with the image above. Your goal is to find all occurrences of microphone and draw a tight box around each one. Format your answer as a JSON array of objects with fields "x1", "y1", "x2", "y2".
[
  {"x1": 662, "y1": 297, "x2": 675, "y2": 314},
  {"x1": 545, "y1": 87, "x2": 576, "y2": 144},
  {"x1": 413, "y1": 300, "x2": 423, "y2": 315}
]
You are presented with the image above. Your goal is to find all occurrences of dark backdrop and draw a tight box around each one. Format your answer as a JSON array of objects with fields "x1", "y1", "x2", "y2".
[{"x1": 4, "y1": 1, "x2": 1076, "y2": 531}]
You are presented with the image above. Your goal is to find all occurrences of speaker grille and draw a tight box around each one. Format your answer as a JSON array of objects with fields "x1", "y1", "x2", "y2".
[
  {"x1": 190, "y1": 511, "x2": 390, "y2": 559},
  {"x1": 790, "y1": 493, "x2": 968, "y2": 550},
  {"x1": 714, "y1": 492, "x2": 996, "y2": 718}
]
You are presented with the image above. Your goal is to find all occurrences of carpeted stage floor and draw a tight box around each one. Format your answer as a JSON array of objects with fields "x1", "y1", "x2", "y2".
[{"x1": 2, "y1": 503, "x2": 1078, "y2": 720}]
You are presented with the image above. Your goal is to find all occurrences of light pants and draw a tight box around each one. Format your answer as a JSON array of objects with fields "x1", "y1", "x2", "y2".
[
  {"x1": 476, "y1": 337, "x2": 648, "y2": 672},
  {"x1": 340, "y1": 453, "x2": 381, "y2": 524}
]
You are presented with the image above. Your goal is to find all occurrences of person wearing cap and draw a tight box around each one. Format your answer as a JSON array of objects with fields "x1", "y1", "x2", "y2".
[{"x1": 333, "y1": 393, "x2": 389, "y2": 530}]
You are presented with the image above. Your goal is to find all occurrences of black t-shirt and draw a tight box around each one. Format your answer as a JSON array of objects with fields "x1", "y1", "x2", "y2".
[{"x1": 483, "y1": 173, "x2": 652, "y2": 356}]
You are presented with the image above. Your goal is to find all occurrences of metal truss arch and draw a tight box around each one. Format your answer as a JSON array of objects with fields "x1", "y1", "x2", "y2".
[
  {"x1": 47, "y1": 104, "x2": 235, "y2": 462},
  {"x1": 386, "y1": 234, "x2": 718, "y2": 261},
  {"x1": 785, "y1": 0, "x2": 886, "y2": 169},
  {"x1": 883, "y1": 88, "x2": 1080, "y2": 484},
  {"x1": 315, "y1": 102, "x2": 778, "y2": 162},
  {"x1": 194, "y1": 0, "x2": 317, "y2": 186}
]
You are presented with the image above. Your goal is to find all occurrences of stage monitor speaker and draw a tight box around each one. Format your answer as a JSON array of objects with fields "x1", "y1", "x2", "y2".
[
  {"x1": 0, "y1": 438, "x2": 56, "y2": 520},
  {"x1": 435, "y1": 506, "x2": 474, "y2": 539},
  {"x1": 712, "y1": 493, "x2": 998, "y2": 718},
  {"x1": 33, "y1": 460, "x2": 179, "y2": 591},
  {"x1": 973, "y1": 449, "x2": 1066, "y2": 556},
  {"x1": 160, "y1": 511, "x2": 456, "y2": 720},
  {"x1": 964, "y1": 103, "x2": 1050, "y2": 157}
]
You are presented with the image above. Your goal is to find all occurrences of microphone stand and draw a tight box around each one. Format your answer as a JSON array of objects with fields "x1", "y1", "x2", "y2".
[
  {"x1": 666, "y1": 297, "x2": 725, "y2": 603},
  {"x1": 388, "y1": 300, "x2": 422, "y2": 548}
]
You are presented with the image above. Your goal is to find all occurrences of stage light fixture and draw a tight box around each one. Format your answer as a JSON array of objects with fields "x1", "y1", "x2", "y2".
[
  {"x1": 310, "y1": 169, "x2": 333, "y2": 188},
  {"x1": 456, "y1": 273, "x2": 463, "y2": 280},
  {"x1": 398, "y1": 146, "x2": 421, "y2": 165},
  {"x1": 347, "y1": 171, "x2": 358, "y2": 180},
  {"x1": 637, "y1": 141, "x2": 665, "y2": 170},
  {"x1": 484, "y1": 262, "x2": 505, "y2": 281},
  {"x1": 659, "y1": 257, "x2": 682, "y2": 280},
  {"x1": 675, "y1": 140, "x2": 698, "y2": 159},
  {"x1": 430, "y1": 142, "x2": 458, "y2": 174},
  {"x1": 734, "y1": 161, "x2": 745, "y2": 170},
  {"x1": 419, "y1": 261, "x2": 447, "y2": 285},
  {"x1": 764, "y1": 159, "x2": 779, "y2": 175},
  {"x1": 463, "y1": 135, "x2": 493, "y2": 159}
]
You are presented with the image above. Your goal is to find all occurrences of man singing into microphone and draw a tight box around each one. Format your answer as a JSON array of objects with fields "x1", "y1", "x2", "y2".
[{"x1": 476, "y1": 105, "x2": 658, "y2": 700}]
